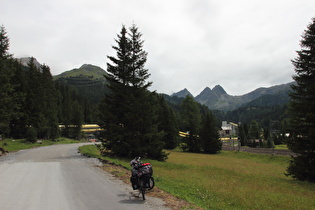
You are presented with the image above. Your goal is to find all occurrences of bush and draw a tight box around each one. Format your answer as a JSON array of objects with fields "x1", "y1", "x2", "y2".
[
  {"x1": 180, "y1": 142, "x2": 189, "y2": 151},
  {"x1": 26, "y1": 127, "x2": 37, "y2": 143}
]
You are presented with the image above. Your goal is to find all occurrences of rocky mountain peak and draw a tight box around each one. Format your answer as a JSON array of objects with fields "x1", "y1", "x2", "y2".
[
  {"x1": 212, "y1": 85, "x2": 227, "y2": 95},
  {"x1": 197, "y1": 87, "x2": 212, "y2": 96},
  {"x1": 171, "y1": 88, "x2": 193, "y2": 98},
  {"x1": 195, "y1": 87, "x2": 217, "y2": 104},
  {"x1": 202, "y1": 87, "x2": 211, "y2": 92}
]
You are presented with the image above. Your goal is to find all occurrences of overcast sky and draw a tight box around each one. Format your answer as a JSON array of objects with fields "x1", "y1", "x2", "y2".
[{"x1": 1, "y1": 0, "x2": 315, "y2": 96}]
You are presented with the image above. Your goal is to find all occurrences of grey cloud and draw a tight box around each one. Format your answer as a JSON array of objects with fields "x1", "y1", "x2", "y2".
[{"x1": 1, "y1": 0, "x2": 314, "y2": 95}]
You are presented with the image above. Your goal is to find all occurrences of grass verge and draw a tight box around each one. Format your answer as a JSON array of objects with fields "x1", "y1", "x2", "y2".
[
  {"x1": 78, "y1": 144, "x2": 199, "y2": 209},
  {"x1": 274, "y1": 144, "x2": 288, "y2": 150},
  {"x1": 79, "y1": 145, "x2": 315, "y2": 210},
  {"x1": 1, "y1": 138, "x2": 84, "y2": 152}
]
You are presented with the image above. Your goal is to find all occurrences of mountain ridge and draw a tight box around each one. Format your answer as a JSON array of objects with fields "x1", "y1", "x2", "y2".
[
  {"x1": 172, "y1": 82, "x2": 293, "y2": 111},
  {"x1": 18, "y1": 57, "x2": 292, "y2": 111}
]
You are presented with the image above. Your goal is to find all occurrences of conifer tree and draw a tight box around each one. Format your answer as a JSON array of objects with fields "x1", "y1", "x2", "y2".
[
  {"x1": 0, "y1": 25, "x2": 10, "y2": 59},
  {"x1": 287, "y1": 17, "x2": 315, "y2": 182},
  {"x1": 9, "y1": 60, "x2": 27, "y2": 138},
  {"x1": 248, "y1": 120, "x2": 260, "y2": 147},
  {"x1": 99, "y1": 24, "x2": 167, "y2": 160},
  {"x1": 129, "y1": 24, "x2": 151, "y2": 88},
  {"x1": 71, "y1": 100, "x2": 83, "y2": 139},
  {"x1": 181, "y1": 95, "x2": 201, "y2": 152},
  {"x1": 156, "y1": 94, "x2": 179, "y2": 149},
  {"x1": 24, "y1": 58, "x2": 43, "y2": 141},
  {"x1": 200, "y1": 111, "x2": 221, "y2": 153},
  {"x1": 57, "y1": 83, "x2": 72, "y2": 137},
  {"x1": 0, "y1": 26, "x2": 15, "y2": 137},
  {"x1": 238, "y1": 123, "x2": 248, "y2": 146},
  {"x1": 41, "y1": 64, "x2": 59, "y2": 139}
]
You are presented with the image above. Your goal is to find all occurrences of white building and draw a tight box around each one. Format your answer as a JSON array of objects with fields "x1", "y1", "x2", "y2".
[{"x1": 220, "y1": 121, "x2": 238, "y2": 138}]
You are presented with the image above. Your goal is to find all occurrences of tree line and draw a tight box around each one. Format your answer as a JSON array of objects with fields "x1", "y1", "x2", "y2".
[
  {"x1": 98, "y1": 24, "x2": 222, "y2": 161},
  {"x1": 0, "y1": 24, "x2": 221, "y2": 157},
  {"x1": 0, "y1": 26, "x2": 92, "y2": 142}
]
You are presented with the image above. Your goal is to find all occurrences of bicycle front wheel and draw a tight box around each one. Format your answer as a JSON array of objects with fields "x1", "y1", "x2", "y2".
[
  {"x1": 149, "y1": 176, "x2": 155, "y2": 190},
  {"x1": 141, "y1": 188, "x2": 145, "y2": 200},
  {"x1": 138, "y1": 178, "x2": 146, "y2": 200}
]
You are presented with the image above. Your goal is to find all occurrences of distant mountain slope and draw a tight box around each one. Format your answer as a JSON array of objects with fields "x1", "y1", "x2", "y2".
[
  {"x1": 240, "y1": 83, "x2": 293, "y2": 102},
  {"x1": 242, "y1": 90, "x2": 290, "y2": 108},
  {"x1": 53, "y1": 64, "x2": 108, "y2": 104},
  {"x1": 172, "y1": 82, "x2": 294, "y2": 111},
  {"x1": 53, "y1": 64, "x2": 107, "y2": 80}
]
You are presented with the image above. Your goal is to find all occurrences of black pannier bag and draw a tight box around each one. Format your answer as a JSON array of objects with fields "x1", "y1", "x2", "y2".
[
  {"x1": 142, "y1": 174, "x2": 151, "y2": 188},
  {"x1": 130, "y1": 176, "x2": 139, "y2": 190}
]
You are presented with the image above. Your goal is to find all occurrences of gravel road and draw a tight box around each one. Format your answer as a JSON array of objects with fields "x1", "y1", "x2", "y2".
[{"x1": 0, "y1": 143, "x2": 168, "y2": 210}]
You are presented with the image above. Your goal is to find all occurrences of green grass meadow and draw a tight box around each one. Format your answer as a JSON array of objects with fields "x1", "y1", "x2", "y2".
[{"x1": 79, "y1": 145, "x2": 315, "y2": 209}]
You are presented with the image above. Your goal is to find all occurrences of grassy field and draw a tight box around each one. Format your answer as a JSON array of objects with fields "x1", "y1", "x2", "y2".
[
  {"x1": 1, "y1": 138, "x2": 84, "y2": 152},
  {"x1": 79, "y1": 145, "x2": 315, "y2": 209}
]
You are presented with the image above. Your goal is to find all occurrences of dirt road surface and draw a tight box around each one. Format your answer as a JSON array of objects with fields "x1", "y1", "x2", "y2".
[{"x1": 0, "y1": 143, "x2": 168, "y2": 210}]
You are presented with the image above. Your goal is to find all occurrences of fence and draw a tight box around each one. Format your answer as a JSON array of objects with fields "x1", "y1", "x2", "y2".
[{"x1": 222, "y1": 144, "x2": 295, "y2": 156}]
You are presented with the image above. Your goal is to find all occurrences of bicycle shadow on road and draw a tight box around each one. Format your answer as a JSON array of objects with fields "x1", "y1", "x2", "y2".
[{"x1": 117, "y1": 193, "x2": 146, "y2": 204}]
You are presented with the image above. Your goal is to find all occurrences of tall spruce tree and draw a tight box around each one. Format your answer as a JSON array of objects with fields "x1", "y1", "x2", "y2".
[
  {"x1": 41, "y1": 64, "x2": 59, "y2": 139},
  {"x1": 0, "y1": 26, "x2": 15, "y2": 137},
  {"x1": 181, "y1": 95, "x2": 202, "y2": 152},
  {"x1": 9, "y1": 60, "x2": 27, "y2": 138},
  {"x1": 156, "y1": 94, "x2": 179, "y2": 149},
  {"x1": 287, "y1": 17, "x2": 315, "y2": 182},
  {"x1": 99, "y1": 24, "x2": 167, "y2": 161},
  {"x1": 25, "y1": 58, "x2": 43, "y2": 141},
  {"x1": 200, "y1": 111, "x2": 221, "y2": 153}
]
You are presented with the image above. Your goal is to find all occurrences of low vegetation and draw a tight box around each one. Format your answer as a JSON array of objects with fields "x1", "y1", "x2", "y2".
[
  {"x1": 79, "y1": 145, "x2": 315, "y2": 209},
  {"x1": 1, "y1": 138, "x2": 83, "y2": 152},
  {"x1": 274, "y1": 144, "x2": 288, "y2": 150}
]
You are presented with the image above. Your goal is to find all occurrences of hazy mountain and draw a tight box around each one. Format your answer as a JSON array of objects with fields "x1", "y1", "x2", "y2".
[
  {"x1": 173, "y1": 82, "x2": 294, "y2": 111},
  {"x1": 171, "y1": 88, "x2": 193, "y2": 98},
  {"x1": 17, "y1": 57, "x2": 42, "y2": 69}
]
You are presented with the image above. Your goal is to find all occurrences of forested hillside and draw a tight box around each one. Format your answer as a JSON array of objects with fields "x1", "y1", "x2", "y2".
[
  {"x1": 0, "y1": 26, "x2": 95, "y2": 141},
  {"x1": 54, "y1": 64, "x2": 108, "y2": 104}
]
